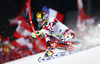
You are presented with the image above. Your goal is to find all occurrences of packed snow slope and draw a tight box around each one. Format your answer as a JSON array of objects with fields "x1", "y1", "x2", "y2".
[{"x1": 4, "y1": 46, "x2": 100, "y2": 64}]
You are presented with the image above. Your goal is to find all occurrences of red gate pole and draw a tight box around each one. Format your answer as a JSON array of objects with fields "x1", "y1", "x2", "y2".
[{"x1": 28, "y1": 0, "x2": 47, "y2": 49}]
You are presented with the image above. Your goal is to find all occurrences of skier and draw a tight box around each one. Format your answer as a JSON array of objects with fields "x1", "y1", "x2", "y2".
[{"x1": 32, "y1": 11, "x2": 75, "y2": 57}]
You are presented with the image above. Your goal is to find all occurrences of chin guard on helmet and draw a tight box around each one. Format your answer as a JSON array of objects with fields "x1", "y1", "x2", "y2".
[{"x1": 38, "y1": 23, "x2": 42, "y2": 27}]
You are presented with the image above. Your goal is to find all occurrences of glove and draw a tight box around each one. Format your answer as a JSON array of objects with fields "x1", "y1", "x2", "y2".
[{"x1": 31, "y1": 31, "x2": 42, "y2": 38}]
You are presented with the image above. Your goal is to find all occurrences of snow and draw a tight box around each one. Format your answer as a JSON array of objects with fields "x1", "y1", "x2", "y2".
[
  {"x1": 98, "y1": 23, "x2": 100, "y2": 27},
  {"x1": 4, "y1": 46, "x2": 100, "y2": 64}
]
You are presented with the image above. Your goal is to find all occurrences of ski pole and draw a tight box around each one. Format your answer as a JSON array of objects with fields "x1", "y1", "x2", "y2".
[{"x1": 44, "y1": 33, "x2": 68, "y2": 36}]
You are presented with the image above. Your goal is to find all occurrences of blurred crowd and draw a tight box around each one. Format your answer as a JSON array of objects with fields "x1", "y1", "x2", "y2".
[{"x1": 0, "y1": 35, "x2": 46, "y2": 64}]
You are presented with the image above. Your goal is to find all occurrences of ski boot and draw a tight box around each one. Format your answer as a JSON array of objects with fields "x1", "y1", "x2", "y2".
[{"x1": 44, "y1": 49, "x2": 54, "y2": 57}]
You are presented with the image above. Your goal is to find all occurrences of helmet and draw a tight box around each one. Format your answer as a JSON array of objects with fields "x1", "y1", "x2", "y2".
[{"x1": 36, "y1": 11, "x2": 48, "y2": 27}]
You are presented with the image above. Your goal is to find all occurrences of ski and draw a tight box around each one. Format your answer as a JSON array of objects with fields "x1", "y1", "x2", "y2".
[{"x1": 38, "y1": 51, "x2": 73, "y2": 62}]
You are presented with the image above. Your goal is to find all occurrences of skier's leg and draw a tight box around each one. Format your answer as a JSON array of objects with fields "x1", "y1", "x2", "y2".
[{"x1": 44, "y1": 41, "x2": 54, "y2": 57}]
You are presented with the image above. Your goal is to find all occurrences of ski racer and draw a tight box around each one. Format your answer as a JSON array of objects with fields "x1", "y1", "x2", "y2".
[{"x1": 31, "y1": 11, "x2": 75, "y2": 57}]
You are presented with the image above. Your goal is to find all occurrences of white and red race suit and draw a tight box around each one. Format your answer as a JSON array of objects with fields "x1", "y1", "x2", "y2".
[{"x1": 41, "y1": 18, "x2": 75, "y2": 47}]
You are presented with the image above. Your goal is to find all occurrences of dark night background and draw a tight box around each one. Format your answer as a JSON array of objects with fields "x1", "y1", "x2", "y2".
[{"x1": 0, "y1": 0, "x2": 100, "y2": 38}]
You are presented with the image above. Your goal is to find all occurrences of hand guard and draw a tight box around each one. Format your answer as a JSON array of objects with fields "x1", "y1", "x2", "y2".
[{"x1": 31, "y1": 31, "x2": 42, "y2": 38}]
